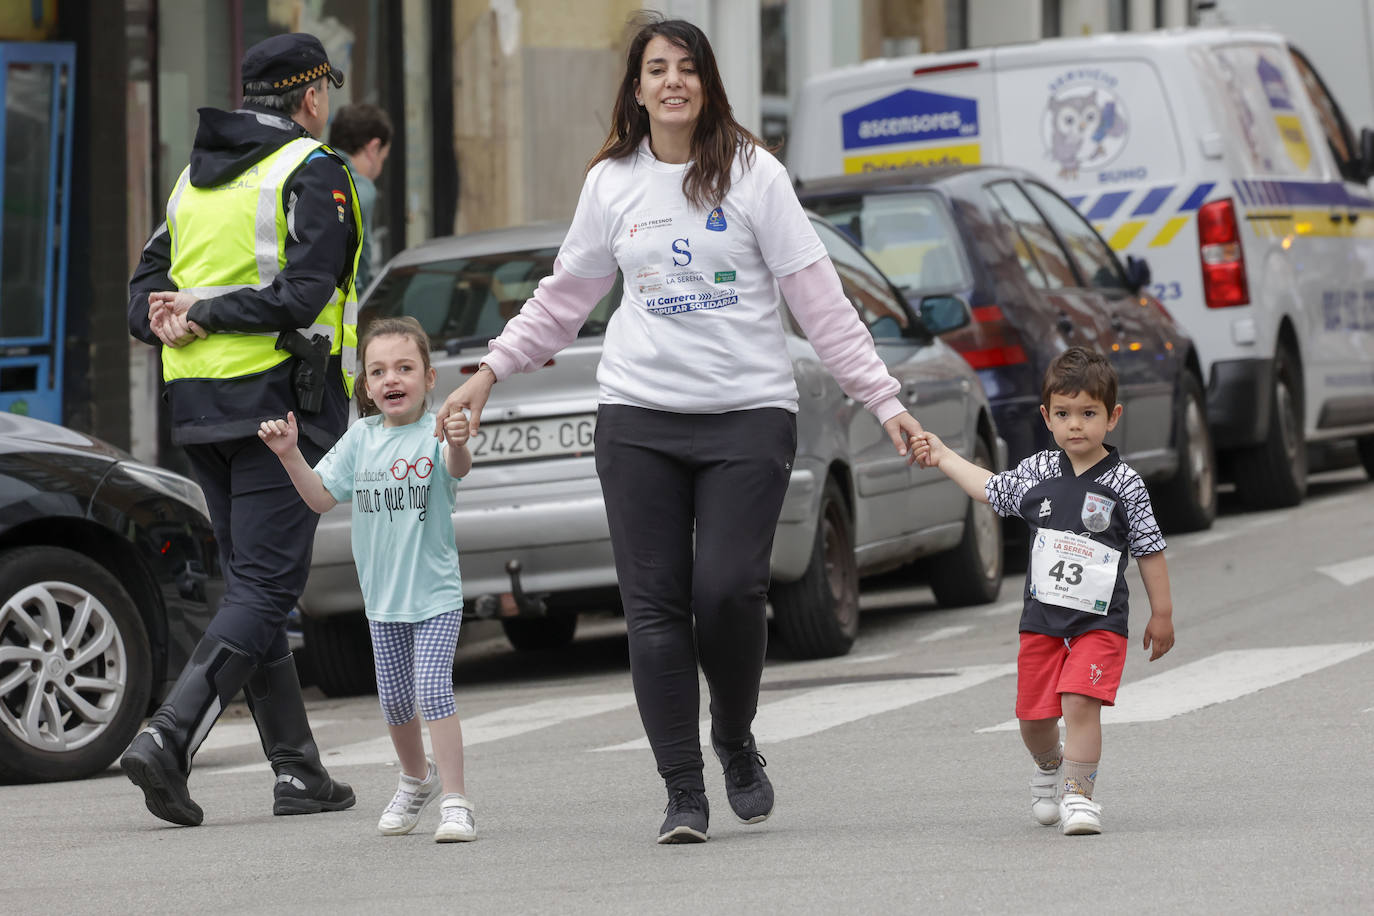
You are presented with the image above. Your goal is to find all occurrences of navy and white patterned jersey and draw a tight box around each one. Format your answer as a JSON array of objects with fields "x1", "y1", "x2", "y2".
[{"x1": 985, "y1": 446, "x2": 1165, "y2": 638}]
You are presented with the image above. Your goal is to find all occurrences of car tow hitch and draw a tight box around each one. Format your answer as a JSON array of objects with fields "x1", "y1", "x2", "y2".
[{"x1": 472, "y1": 559, "x2": 550, "y2": 618}]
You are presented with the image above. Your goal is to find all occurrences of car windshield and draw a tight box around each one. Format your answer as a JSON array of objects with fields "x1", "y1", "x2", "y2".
[
  {"x1": 360, "y1": 246, "x2": 623, "y2": 354},
  {"x1": 809, "y1": 191, "x2": 970, "y2": 295}
]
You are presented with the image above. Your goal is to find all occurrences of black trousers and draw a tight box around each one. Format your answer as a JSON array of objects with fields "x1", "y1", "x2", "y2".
[
  {"x1": 595, "y1": 405, "x2": 796, "y2": 792},
  {"x1": 186, "y1": 435, "x2": 326, "y2": 663}
]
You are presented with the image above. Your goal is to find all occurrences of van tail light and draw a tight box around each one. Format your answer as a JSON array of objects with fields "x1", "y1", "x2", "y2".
[
  {"x1": 946, "y1": 305, "x2": 1030, "y2": 369},
  {"x1": 1197, "y1": 199, "x2": 1250, "y2": 308}
]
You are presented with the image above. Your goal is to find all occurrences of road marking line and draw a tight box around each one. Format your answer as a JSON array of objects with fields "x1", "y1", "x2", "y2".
[
  {"x1": 978, "y1": 600, "x2": 1023, "y2": 618},
  {"x1": 595, "y1": 663, "x2": 1015, "y2": 751},
  {"x1": 1316, "y1": 555, "x2": 1374, "y2": 587},
  {"x1": 918, "y1": 625, "x2": 974, "y2": 643},
  {"x1": 208, "y1": 694, "x2": 637, "y2": 774},
  {"x1": 198, "y1": 720, "x2": 337, "y2": 753},
  {"x1": 977, "y1": 643, "x2": 1374, "y2": 732},
  {"x1": 844, "y1": 652, "x2": 899, "y2": 664}
]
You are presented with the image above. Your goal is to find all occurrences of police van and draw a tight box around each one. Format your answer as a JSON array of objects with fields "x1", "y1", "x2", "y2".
[{"x1": 791, "y1": 28, "x2": 1374, "y2": 508}]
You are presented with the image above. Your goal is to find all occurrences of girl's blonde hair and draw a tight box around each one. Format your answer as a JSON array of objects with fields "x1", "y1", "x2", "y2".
[{"x1": 356, "y1": 316, "x2": 432, "y2": 417}]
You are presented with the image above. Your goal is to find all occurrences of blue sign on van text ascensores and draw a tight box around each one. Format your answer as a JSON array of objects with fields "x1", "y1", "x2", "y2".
[{"x1": 841, "y1": 89, "x2": 980, "y2": 150}]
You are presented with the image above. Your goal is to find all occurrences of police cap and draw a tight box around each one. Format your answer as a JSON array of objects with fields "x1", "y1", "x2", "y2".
[{"x1": 241, "y1": 33, "x2": 345, "y2": 96}]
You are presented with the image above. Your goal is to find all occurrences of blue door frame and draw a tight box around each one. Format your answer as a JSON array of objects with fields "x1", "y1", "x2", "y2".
[{"x1": 0, "y1": 42, "x2": 75, "y2": 423}]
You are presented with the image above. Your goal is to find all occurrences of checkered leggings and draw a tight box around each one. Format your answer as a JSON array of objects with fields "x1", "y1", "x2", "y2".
[{"x1": 368, "y1": 609, "x2": 462, "y2": 726}]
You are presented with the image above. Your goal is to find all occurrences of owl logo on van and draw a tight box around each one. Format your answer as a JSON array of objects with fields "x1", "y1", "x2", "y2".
[{"x1": 1042, "y1": 78, "x2": 1129, "y2": 180}]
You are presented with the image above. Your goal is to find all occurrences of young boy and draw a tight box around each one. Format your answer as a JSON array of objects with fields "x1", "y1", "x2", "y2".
[{"x1": 914, "y1": 347, "x2": 1175, "y2": 836}]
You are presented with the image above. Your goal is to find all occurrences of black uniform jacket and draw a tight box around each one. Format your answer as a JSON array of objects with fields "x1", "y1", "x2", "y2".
[{"x1": 128, "y1": 104, "x2": 359, "y2": 448}]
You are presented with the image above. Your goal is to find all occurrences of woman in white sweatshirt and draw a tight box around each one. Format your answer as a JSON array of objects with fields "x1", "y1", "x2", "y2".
[{"x1": 435, "y1": 13, "x2": 924, "y2": 845}]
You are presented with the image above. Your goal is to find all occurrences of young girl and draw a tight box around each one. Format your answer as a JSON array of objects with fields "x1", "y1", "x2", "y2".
[{"x1": 258, "y1": 316, "x2": 476, "y2": 843}]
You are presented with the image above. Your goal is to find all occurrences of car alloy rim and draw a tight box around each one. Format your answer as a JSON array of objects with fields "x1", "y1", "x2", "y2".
[
  {"x1": 0, "y1": 581, "x2": 129, "y2": 752},
  {"x1": 973, "y1": 499, "x2": 1001, "y2": 580},
  {"x1": 822, "y1": 505, "x2": 859, "y2": 630},
  {"x1": 1184, "y1": 397, "x2": 1214, "y2": 506},
  {"x1": 1275, "y1": 376, "x2": 1300, "y2": 464}
]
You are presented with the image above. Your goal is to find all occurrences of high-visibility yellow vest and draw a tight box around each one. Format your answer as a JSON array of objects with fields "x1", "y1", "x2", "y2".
[{"x1": 161, "y1": 136, "x2": 362, "y2": 396}]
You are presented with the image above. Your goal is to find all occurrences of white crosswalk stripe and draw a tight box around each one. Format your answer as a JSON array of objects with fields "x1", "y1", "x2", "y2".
[
  {"x1": 594, "y1": 663, "x2": 1016, "y2": 752},
  {"x1": 196, "y1": 642, "x2": 1371, "y2": 773},
  {"x1": 918, "y1": 625, "x2": 974, "y2": 643},
  {"x1": 1316, "y1": 555, "x2": 1374, "y2": 587},
  {"x1": 209, "y1": 694, "x2": 636, "y2": 775},
  {"x1": 977, "y1": 643, "x2": 1374, "y2": 732}
]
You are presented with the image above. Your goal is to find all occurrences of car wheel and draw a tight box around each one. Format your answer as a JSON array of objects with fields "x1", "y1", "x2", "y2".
[
  {"x1": 770, "y1": 478, "x2": 859, "y2": 659},
  {"x1": 303, "y1": 613, "x2": 376, "y2": 697},
  {"x1": 1232, "y1": 344, "x2": 1306, "y2": 509},
  {"x1": 501, "y1": 615, "x2": 578, "y2": 652},
  {"x1": 926, "y1": 437, "x2": 1004, "y2": 606},
  {"x1": 1151, "y1": 372, "x2": 1217, "y2": 532},
  {"x1": 1356, "y1": 436, "x2": 1374, "y2": 479},
  {"x1": 0, "y1": 547, "x2": 152, "y2": 783}
]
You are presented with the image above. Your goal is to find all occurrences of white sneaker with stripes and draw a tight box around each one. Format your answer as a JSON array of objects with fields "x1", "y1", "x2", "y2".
[
  {"x1": 434, "y1": 794, "x2": 476, "y2": 843},
  {"x1": 377, "y1": 759, "x2": 440, "y2": 836}
]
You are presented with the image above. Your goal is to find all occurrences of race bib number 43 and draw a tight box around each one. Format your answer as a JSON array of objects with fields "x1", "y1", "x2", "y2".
[{"x1": 1028, "y1": 528, "x2": 1119, "y2": 615}]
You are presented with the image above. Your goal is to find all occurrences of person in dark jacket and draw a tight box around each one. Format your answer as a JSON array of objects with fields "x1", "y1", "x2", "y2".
[{"x1": 121, "y1": 32, "x2": 361, "y2": 827}]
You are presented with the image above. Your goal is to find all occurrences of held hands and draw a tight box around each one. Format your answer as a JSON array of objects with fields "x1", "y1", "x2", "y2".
[
  {"x1": 257, "y1": 411, "x2": 300, "y2": 457},
  {"x1": 443, "y1": 410, "x2": 471, "y2": 449},
  {"x1": 148, "y1": 291, "x2": 207, "y2": 349},
  {"x1": 435, "y1": 368, "x2": 496, "y2": 439},
  {"x1": 882, "y1": 411, "x2": 925, "y2": 466},
  {"x1": 912, "y1": 430, "x2": 949, "y2": 469},
  {"x1": 1142, "y1": 613, "x2": 1175, "y2": 661}
]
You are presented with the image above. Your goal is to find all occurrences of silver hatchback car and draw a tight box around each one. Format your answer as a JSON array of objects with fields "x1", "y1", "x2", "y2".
[{"x1": 298, "y1": 218, "x2": 1005, "y2": 695}]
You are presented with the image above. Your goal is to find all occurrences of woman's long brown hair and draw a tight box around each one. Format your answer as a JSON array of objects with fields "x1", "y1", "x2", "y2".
[{"x1": 589, "y1": 13, "x2": 768, "y2": 211}]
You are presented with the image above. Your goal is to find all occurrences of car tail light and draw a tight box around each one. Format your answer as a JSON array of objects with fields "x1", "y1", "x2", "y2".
[
  {"x1": 1197, "y1": 199, "x2": 1249, "y2": 308},
  {"x1": 947, "y1": 305, "x2": 1030, "y2": 369}
]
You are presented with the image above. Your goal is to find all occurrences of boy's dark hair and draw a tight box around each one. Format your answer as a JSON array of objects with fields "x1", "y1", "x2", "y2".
[
  {"x1": 328, "y1": 103, "x2": 393, "y2": 154},
  {"x1": 1042, "y1": 347, "x2": 1118, "y2": 410}
]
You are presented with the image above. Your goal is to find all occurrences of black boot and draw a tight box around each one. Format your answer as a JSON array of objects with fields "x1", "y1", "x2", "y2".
[
  {"x1": 244, "y1": 653, "x2": 356, "y2": 816},
  {"x1": 120, "y1": 636, "x2": 255, "y2": 826}
]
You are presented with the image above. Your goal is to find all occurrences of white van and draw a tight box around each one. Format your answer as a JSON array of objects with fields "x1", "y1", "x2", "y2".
[{"x1": 791, "y1": 28, "x2": 1374, "y2": 508}]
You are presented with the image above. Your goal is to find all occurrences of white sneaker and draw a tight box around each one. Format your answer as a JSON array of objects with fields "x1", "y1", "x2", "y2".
[
  {"x1": 377, "y1": 760, "x2": 440, "y2": 836},
  {"x1": 1059, "y1": 793, "x2": 1103, "y2": 836},
  {"x1": 1030, "y1": 766, "x2": 1061, "y2": 826},
  {"x1": 434, "y1": 793, "x2": 476, "y2": 843}
]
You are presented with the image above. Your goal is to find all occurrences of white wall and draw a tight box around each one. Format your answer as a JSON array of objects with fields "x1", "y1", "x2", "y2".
[{"x1": 969, "y1": 0, "x2": 1040, "y2": 47}]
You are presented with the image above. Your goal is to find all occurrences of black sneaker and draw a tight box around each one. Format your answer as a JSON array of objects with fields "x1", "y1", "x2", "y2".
[
  {"x1": 711, "y1": 732, "x2": 773, "y2": 824},
  {"x1": 657, "y1": 788, "x2": 709, "y2": 844}
]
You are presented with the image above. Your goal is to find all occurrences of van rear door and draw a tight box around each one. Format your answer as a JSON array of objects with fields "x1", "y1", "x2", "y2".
[
  {"x1": 988, "y1": 52, "x2": 1196, "y2": 310},
  {"x1": 790, "y1": 51, "x2": 997, "y2": 181}
]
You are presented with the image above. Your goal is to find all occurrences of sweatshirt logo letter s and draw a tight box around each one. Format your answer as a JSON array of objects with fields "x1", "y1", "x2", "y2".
[{"x1": 671, "y1": 238, "x2": 692, "y2": 266}]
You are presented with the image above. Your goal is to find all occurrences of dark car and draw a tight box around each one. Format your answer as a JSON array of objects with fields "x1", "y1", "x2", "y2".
[
  {"x1": 0, "y1": 414, "x2": 220, "y2": 782},
  {"x1": 799, "y1": 165, "x2": 1217, "y2": 533}
]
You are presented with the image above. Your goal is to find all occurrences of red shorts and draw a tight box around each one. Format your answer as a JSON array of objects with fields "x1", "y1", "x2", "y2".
[{"x1": 1016, "y1": 629, "x2": 1128, "y2": 720}]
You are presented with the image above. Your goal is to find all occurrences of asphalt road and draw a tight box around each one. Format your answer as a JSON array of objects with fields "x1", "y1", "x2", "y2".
[{"x1": 3, "y1": 468, "x2": 1372, "y2": 915}]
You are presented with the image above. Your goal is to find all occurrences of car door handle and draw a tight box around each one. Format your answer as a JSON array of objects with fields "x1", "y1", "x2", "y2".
[
  {"x1": 1110, "y1": 315, "x2": 1125, "y2": 332},
  {"x1": 1056, "y1": 314, "x2": 1073, "y2": 335}
]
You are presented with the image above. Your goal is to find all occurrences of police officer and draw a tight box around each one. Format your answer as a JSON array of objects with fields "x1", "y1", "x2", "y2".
[{"x1": 123, "y1": 32, "x2": 361, "y2": 827}]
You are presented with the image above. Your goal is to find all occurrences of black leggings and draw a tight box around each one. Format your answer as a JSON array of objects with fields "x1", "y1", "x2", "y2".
[{"x1": 595, "y1": 405, "x2": 797, "y2": 792}]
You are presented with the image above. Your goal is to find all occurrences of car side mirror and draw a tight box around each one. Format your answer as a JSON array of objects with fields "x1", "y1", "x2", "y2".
[
  {"x1": 916, "y1": 294, "x2": 972, "y2": 334},
  {"x1": 1124, "y1": 254, "x2": 1151, "y2": 293},
  {"x1": 1360, "y1": 127, "x2": 1374, "y2": 181}
]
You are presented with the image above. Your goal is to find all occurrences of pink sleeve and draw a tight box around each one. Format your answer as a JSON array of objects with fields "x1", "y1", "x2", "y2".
[
  {"x1": 481, "y1": 258, "x2": 617, "y2": 379},
  {"x1": 777, "y1": 257, "x2": 906, "y2": 424}
]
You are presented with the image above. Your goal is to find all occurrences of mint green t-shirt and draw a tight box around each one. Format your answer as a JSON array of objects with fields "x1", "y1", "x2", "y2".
[{"x1": 314, "y1": 412, "x2": 463, "y2": 622}]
